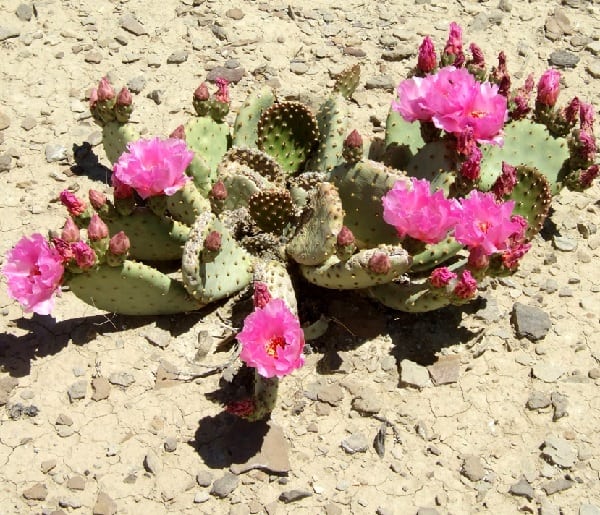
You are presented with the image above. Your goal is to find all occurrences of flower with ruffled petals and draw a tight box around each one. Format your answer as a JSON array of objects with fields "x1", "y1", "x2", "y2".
[
  {"x1": 71, "y1": 241, "x2": 97, "y2": 270},
  {"x1": 536, "y1": 69, "x2": 560, "y2": 107},
  {"x1": 454, "y1": 190, "x2": 522, "y2": 255},
  {"x1": 59, "y1": 190, "x2": 87, "y2": 217},
  {"x1": 237, "y1": 298, "x2": 305, "y2": 379},
  {"x1": 393, "y1": 75, "x2": 434, "y2": 122},
  {"x1": 2, "y1": 234, "x2": 64, "y2": 315},
  {"x1": 429, "y1": 267, "x2": 457, "y2": 288},
  {"x1": 112, "y1": 138, "x2": 194, "y2": 199},
  {"x1": 382, "y1": 178, "x2": 461, "y2": 244},
  {"x1": 453, "y1": 270, "x2": 478, "y2": 299}
]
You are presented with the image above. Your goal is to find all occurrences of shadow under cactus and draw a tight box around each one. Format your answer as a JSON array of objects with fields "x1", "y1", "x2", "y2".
[{"x1": 71, "y1": 142, "x2": 112, "y2": 183}]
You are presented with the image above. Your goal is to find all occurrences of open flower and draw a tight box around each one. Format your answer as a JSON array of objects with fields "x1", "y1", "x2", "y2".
[
  {"x1": 237, "y1": 298, "x2": 305, "y2": 379},
  {"x1": 112, "y1": 137, "x2": 194, "y2": 199},
  {"x1": 2, "y1": 234, "x2": 64, "y2": 315},
  {"x1": 454, "y1": 190, "x2": 522, "y2": 255},
  {"x1": 382, "y1": 178, "x2": 460, "y2": 244}
]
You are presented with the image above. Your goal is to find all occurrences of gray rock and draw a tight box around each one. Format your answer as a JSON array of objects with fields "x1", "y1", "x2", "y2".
[
  {"x1": 532, "y1": 362, "x2": 566, "y2": 383},
  {"x1": 540, "y1": 500, "x2": 561, "y2": 515},
  {"x1": 93, "y1": 492, "x2": 117, "y2": 515},
  {"x1": 352, "y1": 393, "x2": 382, "y2": 414},
  {"x1": 553, "y1": 236, "x2": 578, "y2": 251},
  {"x1": 381, "y1": 48, "x2": 413, "y2": 61},
  {"x1": 427, "y1": 355, "x2": 460, "y2": 385},
  {"x1": 316, "y1": 384, "x2": 344, "y2": 406},
  {"x1": 108, "y1": 372, "x2": 135, "y2": 387},
  {"x1": 164, "y1": 436, "x2": 177, "y2": 452},
  {"x1": 509, "y1": 477, "x2": 534, "y2": 500},
  {"x1": 580, "y1": 504, "x2": 600, "y2": 515},
  {"x1": 120, "y1": 14, "x2": 147, "y2": 36},
  {"x1": 364, "y1": 76, "x2": 395, "y2": 91},
  {"x1": 0, "y1": 26, "x2": 20, "y2": 42},
  {"x1": 545, "y1": 9, "x2": 572, "y2": 41},
  {"x1": 210, "y1": 472, "x2": 239, "y2": 498},
  {"x1": 343, "y1": 46, "x2": 366, "y2": 57},
  {"x1": 279, "y1": 489, "x2": 312, "y2": 503},
  {"x1": 16, "y1": 4, "x2": 34, "y2": 22},
  {"x1": 225, "y1": 8, "x2": 244, "y2": 20},
  {"x1": 497, "y1": 0, "x2": 512, "y2": 12},
  {"x1": 586, "y1": 40, "x2": 600, "y2": 56},
  {"x1": 56, "y1": 413, "x2": 73, "y2": 426},
  {"x1": 127, "y1": 76, "x2": 146, "y2": 94},
  {"x1": 45, "y1": 144, "x2": 68, "y2": 163},
  {"x1": 474, "y1": 295, "x2": 501, "y2": 323},
  {"x1": 147, "y1": 90, "x2": 163, "y2": 105},
  {"x1": 400, "y1": 359, "x2": 432, "y2": 388},
  {"x1": 193, "y1": 491, "x2": 210, "y2": 503},
  {"x1": 511, "y1": 303, "x2": 551, "y2": 341},
  {"x1": 66, "y1": 476, "x2": 86, "y2": 491},
  {"x1": 341, "y1": 432, "x2": 369, "y2": 454},
  {"x1": 0, "y1": 154, "x2": 12, "y2": 172},
  {"x1": 542, "y1": 477, "x2": 574, "y2": 495},
  {"x1": 22, "y1": 483, "x2": 48, "y2": 500},
  {"x1": 206, "y1": 67, "x2": 245, "y2": 83},
  {"x1": 461, "y1": 455, "x2": 486, "y2": 482},
  {"x1": 91, "y1": 377, "x2": 110, "y2": 401},
  {"x1": 542, "y1": 436, "x2": 577, "y2": 468},
  {"x1": 143, "y1": 450, "x2": 162, "y2": 474},
  {"x1": 196, "y1": 469, "x2": 213, "y2": 487},
  {"x1": 549, "y1": 50, "x2": 579, "y2": 69},
  {"x1": 167, "y1": 51, "x2": 188, "y2": 64},
  {"x1": 0, "y1": 110, "x2": 10, "y2": 130},
  {"x1": 551, "y1": 392, "x2": 568, "y2": 420},
  {"x1": 84, "y1": 51, "x2": 103, "y2": 64},
  {"x1": 59, "y1": 497, "x2": 82, "y2": 508},
  {"x1": 587, "y1": 61, "x2": 600, "y2": 80},
  {"x1": 121, "y1": 52, "x2": 142, "y2": 64},
  {"x1": 67, "y1": 380, "x2": 87, "y2": 402},
  {"x1": 290, "y1": 62, "x2": 308, "y2": 75},
  {"x1": 416, "y1": 509, "x2": 440, "y2": 515},
  {"x1": 526, "y1": 391, "x2": 551, "y2": 410},
  {"x1": 211, "y1": 25, "x2": 228, "y2": 41},
  {"x1": 41, "y1": 460, "x2": 57, "y2": 474}
]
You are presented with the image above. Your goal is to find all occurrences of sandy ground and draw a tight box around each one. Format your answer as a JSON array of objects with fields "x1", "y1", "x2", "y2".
[{"x1": 1, "y1": 0, "x2": 600, "y2": 514}]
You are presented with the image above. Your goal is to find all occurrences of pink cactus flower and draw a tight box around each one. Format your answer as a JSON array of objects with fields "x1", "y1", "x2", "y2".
[
  {"x1": 108, "y1": 231, "x2": 130, "y2": 256},
  {"x1": 59, "y1": 190, "x2": 87, "y2": 217},
  {"x1": 111, "y1": 175, "x2": 134, "y2": 199},
  {"x1": 2, "y1": 234, "x2": 64, "y2": 315},
  {"x1": 454, "y1": 190, "x2": 522, "y2": 255},
  {"x1": 253, "y1": 282, "x2": 272, "y2": 309},
  {"x1": 87, "y1": 214, "x2": 109, "y2": 241},
  {"x1": 429, "y1": 267, "x2": 457, "y2": 288},
  {"x1": 112, "y1": 137, "x2": 194, "y2": 199},
  {"x1": 71, "y1": 241, "x2": 97, "y2": 270},
  {"x1": 393, "y1": 75, "x2": 434, "y2": 122},
  {"x1": 453, "y1": 270, "x2": 478, "y2": 299},
  {"x1": 97, "y1": 76, "x2": 115, "y2": 102},
  {"x1": 61, "y1": 217, "x2": 80, "y2": 243},
  {"x1": 536, "y1": 69, "x2": 560, "y2": 107},
  {"x1": 501, "y1": 241, "x2": 531, "y2": 270},
  {"x1": 52, "y1": 237, "x2": 74, "y2": 264},
  {"x1": 382, "y1": 178, "x2": 461, "y2": 244},
  {"x1": 491, "y1": 161, "x2": 518, "y2": 199},
  {"x1": 417, "y1": 36, "x2": 436, "y2": 74},
  {"x1": 237, "y1": 298, "x2": 305, "y2": 379}
]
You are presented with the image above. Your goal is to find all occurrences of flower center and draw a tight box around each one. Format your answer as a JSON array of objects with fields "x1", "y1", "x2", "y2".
[
  {"x1": 265, "y1": 335, "x2": 286, "y2": 358},
  {"x1": 477, "y1": 221, "x2": 490, "y2": 233},
  {"x1": 470, "y1": 109, "x2": 487, "y2": 118}
]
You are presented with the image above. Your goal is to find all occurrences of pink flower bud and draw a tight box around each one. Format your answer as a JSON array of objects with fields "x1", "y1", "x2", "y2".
[
  {"x1": 453, "y1": 270, "x2": 477, "y2": 299},
  {"x1": 580, "y1": 164, "x2": 600, "y2": 188},
  {"x1": 344, "y1": 129, "x2": 363, "y2": 149},
  {"x1": 108, "y1": 231, "x2": 130, "y2": 255},
  {"x1": 443, "y1": 22, "x2": 464, "y2": 67},
  {"x1": 89, "y1": 88, "x2": 98, "y2": 108},
  {"x1": 491, "y1": 51, "x2": 511, "y2": 97},
  {"x1": 417, "y1": 36, "x2": 436, "y2": 74},
  {"x1": 253, "y1": 282, "x2": 272, "y2": 309},
  {"x1": 336, "y1": 226, "x2": 355, "y2": 247},
  {"x1": 536, "y1": 69, "x2": 560, "y2": 107},
  {"x1": 563, "y1": 97, "x2": 580, "y2": 125},
  {"x1": 579, "y1": 131, "x2": 597, "y2": 162},
  {"x1": 61, "y1": 217, "x2": 80, "y2": 243},
  {"x1": 194, "y1": 82, "x2": 210, "y2": 101},
  {"x1": 469, "y1": 43, "x2": 485, "y2": 67},
  {"x1": 71, "y1": 241, "x2": 97, "y2": 270},
  {"x1": 59, "y1": 190, "x2": 87, "y2": 217},
  {"x1": 88, "y1": 189, "x2": 107, "y2": 210},
  {"x1": 210, "y1": 180, "x2": 228, "y2": 200},
  {"x1": 429, "y1": 267, "x2": 457, "y2": 288},
  {"x1": 87, "y1": 214, "x2": 109, "y2": 241},
  {"x1": 97, "y1": 76, "x2": 115, "y2": 102},
  {"x1": 169, "y1": 125, "x2": 186, "y2": 140},
  {"x1": 214, "y1": 77, "x2": 230, "y2": 104},
  {"x1": 116, "y1": 86, "x2": 132, "y2": 106},
  {"x1": 367, "y1": 251, "x2": 391, "y2": 275},
  {"x1": 204, "y1": 230, "x2": 222, "y2": 252}
]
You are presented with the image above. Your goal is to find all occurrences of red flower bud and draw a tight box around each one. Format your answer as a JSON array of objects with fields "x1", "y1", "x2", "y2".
[
  {"x1": 368, "y1": 251, "x2": 391, "y2": 275},
  {"x1": 417, "y1": 36, "x2": 436, "y2": 74},
  {"x1": 169, "y1": 125, "x2": 186, "y2": 140},
  {"x1": 116, "y1": 86, "x2": 132, "y2": 106},
  {"x1": 210, "y1": 180, "x2": 228, "y2": 200},
  {"x1": 87, "y1": 214, "x2": 109, "y2": 241},
  {"x1": 194, "y1": 83, "x2": 210, "y2": 101},
  {"x1": 536, "y1": 69, "x2": 560, "y2": 107},
  {"x1": 108, "y1": 231, "x2": 130, "y2": 255},
  {"x1": 204, "y1": 230, "x2": 222, "y2": 252},
  {"x1": 336, "y1": 226, "x2": 355, "y2": 247},
  {"x1": 97, "y1": 76, "x2": 115, "y2": 102},
  {"x1": 253, "y1": 282, "x2": 271, "y2": 309},
  {"x1": 71, "y1": 241, "x2": 97, "y2": 270},
  {"x1": 61, "y1": 217, "x2": 80, "y2": 243},
  {"x1": 88, "y1": 189, "x2": 107, "y2": 210}
]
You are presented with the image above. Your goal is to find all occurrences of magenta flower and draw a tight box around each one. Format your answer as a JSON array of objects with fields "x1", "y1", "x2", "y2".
[
  {"x1": 59, "y1": 190, "x2": 87, "y2": 217},
  {"x1": 417, "y1": 36, "x2": 436, "y2": 74},
  {"x1": 2, "y1": 234, "x2": 64, "y2": 315},
  {"x1": 237, "y1": 298, "x2": 305, "y2": 379},
  {"x1": 429, "y1": 267, "x2": 457, "y2": 288},
  {"x1": 393, "y1": 75, "x2": 434, "y2": 122},
  {"x1": 382, "y1": 178, "x2": 461, "y2": 244},
  {"x1": 454, "y1": 191, "x2": 522, "y2": 255},
  {"x1": 111, "y1": 175, "x2": 134, "y2": 199},
  {"x1": 112, "y1": 138, "x2": 194, "y2": 199},
  {"x1": 491, "y1": 162, "x2": 518, "y2": 199},
  {"x1": 453, "y1": 270, "x2": 478, "y2": 299},
  {"x1": 71, "y1": 241, "x2": 97, "y2": 270},
  {"x1": 536, "y1": 69, "x2": 560, "y2": 107}
]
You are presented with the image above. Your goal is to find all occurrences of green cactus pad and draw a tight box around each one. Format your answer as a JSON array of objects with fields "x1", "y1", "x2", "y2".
[
  {"x1": 405, "y1": 140, "x2": 457, "y2": 181},
  {"x1": 67, "y1": 260, "x2": 203, "y2": 315},
  {"x1": 300, "y1": 245, "x2": 412, "y2": 289},
  {"x1": 102, "y1": 122, "x2": 140, "y2": 164},
  {"x1": 410, "y1": 237, "x2": 464, "y2": 272},
  {"x1": 221, "y1": 147, "x2": 283, "y2": 183},
  {"x1": 288, "y1": 171, "x2": 327, "y2": 208},
  {"x1": 185, "y1": 117, "x2": 229, "y2": 173},
  {"x1": 232, "y1": 87, "x2": 276, "y2": 148},
  {"x1": 287, "y1": 182, "x2": 343, "y2": 265},
  {"x1": 368, "y1": 280, "x2": 456, "y2": 312},
  {"x1": 246, "y1": 375, "x2": 279, "y2": 422},
  {"x1": 165, "y1": 181, "x2": 211, "y2": 226},
  {"x1": 253, "y1": 260, "x2": 297, "y2": 314},
  {"x1": 248, "y1": 189, "x2": 296, "y2": 234},
  {"x1": 187, "y1": 154, "x2": 216, "y2": 197},
  {"x1": 257, "y1": 101, "x2": 319, "y2": 174},
  {"x1": 217, "y1": 159, "x2": 276, "y2": 212},
  {"x1": 306, "y1": 94, "x2": 348, "y2": 172},
  {"x1": 383, "y1": 108, "x2": 425, "y2": 169},
  {"x1": 328, "y1": 161, "x2": 405, "y2": 248},
  {"x1": 182, "y1": 211, "x2": 254, "y2": 304},
  {"x1": 501, "y1": 166, "x2": 552, "y2": 239},
  {"x1": 479, "y1": 119, "x2": 569, "y2": 195},
  {"x1": 332, "y1": 63, "x2": 361, "y2": 99},
  {"x1": 104, "y1": 207, "x2": 189, "y2": 261}
]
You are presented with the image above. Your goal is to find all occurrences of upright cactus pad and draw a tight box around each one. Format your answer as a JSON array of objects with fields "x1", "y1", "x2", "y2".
[
  {"x1": 185, "y1": 117, "x2": 229, "y2": 173},
  {"x1": 232, "y1": 87, "x2": 276, "y2": 148},
  {"x1": 384, "y1": 108, "x2": 426, "y2": 169},
  {"x1": 332, "y1": 63, "x2": 361, "y2": 99},
  {"x1": 410, "y1": 237, "x2": 464, "y2": 272},
  {"x1": 68, "y1": 260, "x2": 204, "y2": 315},
  {"x1": 253, "y1": 260, "x2": 297, "y2": 314},
  {"x1": 248, "y1": 189, "x2": 297, "y2": 234},
  {"x1": 221, "y1": 147, "x2": 283, "y2": 184},
  {"x1": 165, "y1": 182, "x2": 211, "y2": 226},
  {"x1": 306, "y1": 94, "x2": 348, "y2": 172},
  {"x1": 102, "y1": 122, "x2": 140, "y2": 165},
  {"x1": 257, "y1": 101, "x2": 319, "y2": 174}
]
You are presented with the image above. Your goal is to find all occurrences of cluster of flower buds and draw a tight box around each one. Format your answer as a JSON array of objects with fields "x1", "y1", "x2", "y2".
[
  {"x1": 89, "y1": 76, "x2": 133, "y2": 125},
  {"x1": 192, "y1": 77, "x2": 231, "y2": 122}
]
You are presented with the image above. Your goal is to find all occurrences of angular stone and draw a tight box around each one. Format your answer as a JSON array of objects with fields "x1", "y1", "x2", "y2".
[
  {"x1": 120, "y1": 14, "x2": 147, "y2": 36},
  {"x1": 553, "y1": 236, "x2": 578, "y2": 251},
  {"x1": 229, "y1": 422, "x2": 291, "y2": 474},
  {"x1": 167, "y1": 51, "x2": 188, "y2": 64},
  {"x1": 526, "y1": 391, "x2": 551, "y2": 410},
  {"x1": 511, "y1": 303, "x2": 551, "y2": 341},
  {"x1": 0, "y1": 26, "x2": 20, "y2": 42},
  {"x1": 93, "y1": 492, "x2": 117, "y2": 515},
  {"x1": 427, "y1": 355, "x2": 460, "y2": 385},
  {"x1": 108, "y1": 371, "x2": 135, "y2": 387},
  {"x1": 164, "y1": 436, "x2": 177, "y2": 452},
  {"x1": 351, "y1": 393, "x2": 382, "y2": 414},
  {"x1": 143, "y1": 450, "x2": 162, "y2": 474},
  {"x1": 210, "y1": 472, "x2": 239, "y2": 498},
  {"x1": 143, "y1": 326, "x2": 171, "y2": 348},
  {"x1": 225, "y1": 8, "x2": 244, "y2": 20},
  {"x1": 41, "y1": 459, "x2": 57, "y2": 473},
  {"x1": 551, "y1": 392, "x2": 568, "y2": 421},
  {"x1": 532, "y1": 362, "x2": 566, "y2": 383},
  {"x1": 400, "y1": 359, "x2": 432, "y2": 388},
  {"x1": 0, "y1": 377, "x2": 18, "y2": 406},
  {"x1": 206, "y1": 67, "x2": 245, "y2": 83},
  {"x1": 509, "y1": 477, "x2": 535, "y2": 500},
  {"x1": 461, "y1": 455, "x2": 485, "y2": 482},
  {"x1": 67, "y1": 476, "x2": 86, "y2": 491},
  {"x1": 341, "y1": 432, "x2": 369, "y2": 454},
  {"x1": 0, "y1": 110, "x2": 10, "y2": 130},
  {"x1": 580, "y1": 504, "x2": 600, "y2": 515},
  {"x1": 84, "y1": 51, "x2": 103, "y2": 64},
  {"x1": 67, "y1": 380, "x2": 87, "y2": 402},
  {"x1": 56, "y1": 413, "x2": 73, "y2": 426},
  {"x1": 22, "y1": 483, "x2": 48, "y2": 500},
  {"x1": 316, "y1": 384, "x2": 344, "y2": 406},
  {"x1": 542, "y1": 477, "x2": 574, "y2": 495},
  {"x1": 16, "y1": 4, "x2": 34, "y2": 22},
  {"x1": 91, "y1": 377, "x2": 110, "y2": 401},
  {"x1": 279, "y1": 489, "x2": 312, "y2": 503},
  {"x1": 45, "y1": 144, "x2": 68, "y2": 163},
  {"x1": 364, "y1": 76, "x2": 396, "y2": 91},
  {"x1": 549, "y1": 50, "x2": 579, "y2": 68},
  {"x1": 542, "y1": 436, "x2": 578, "y2": 468},
  {"x1": 196, "y1": 469, "x2": 213, "y2": 487}
]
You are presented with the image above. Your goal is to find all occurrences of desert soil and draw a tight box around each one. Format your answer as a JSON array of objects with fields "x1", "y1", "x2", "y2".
[{"x1": 1, "y1": 0, "x2": 600, "y2": 514}]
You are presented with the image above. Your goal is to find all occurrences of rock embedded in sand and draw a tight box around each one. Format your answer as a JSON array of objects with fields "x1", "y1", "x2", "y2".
[{"x1": 511, "y1": 303, "x2": 551, "y2": 341}]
